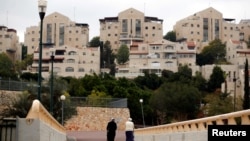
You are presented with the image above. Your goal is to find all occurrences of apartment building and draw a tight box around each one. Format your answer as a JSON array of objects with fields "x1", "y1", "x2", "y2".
[
  {"x1": 116, "y1": 39, "x2": 197, "y2": 78},
  {"x1": 24, "y1": 12, "x2": 89, "y2": 54},
  {"x1": 99, "y1": 8, "x2": 163, "y2": 53},
  {"x1": 25, "y1": 12, "x2": 99, "y2": 79},
  {"x1": 238, "y1": 19, "x2": 250, "y2": 42},
  {"x1": 174, "y1": 7, "x2": 245, "y2": 53},
  {"x1": 226, "y1": 39, "x2": 249, "y2": 67},
  {"x1": 0, "y1": 26, "x2": 20, "y2": 61},
  {"x1": 31, "y1": 45, "x2": 100, "y2": 79}
]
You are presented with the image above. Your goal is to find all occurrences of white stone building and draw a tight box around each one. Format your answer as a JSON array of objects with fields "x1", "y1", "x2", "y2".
[
  {"x1": 116, "y1": 39, "x2": 197, "y2": 78},
  {"x1": 99, "y1": 8, "x2": 163, "y2": 53},
  {"x1": 24, "y1": 12, "x2": 89, "y2": 55},
  {"x1": 0, "y1": 26, "x2": 21, "y2": 61},
  {"x1": 31, "y1": 45, "x2": 100, "y2": 79},
  {"x1": 173, "y1": 7, "x2": 250, "y2": 53}
]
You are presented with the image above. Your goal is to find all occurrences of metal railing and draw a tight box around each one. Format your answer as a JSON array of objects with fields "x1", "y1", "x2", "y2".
[
  {"x1": 0, "y1": 80, "x2": 35, "y2": 91},
  {"x1": 0, "y1": 118, "x2": 16, "y2": 141},
  {"x1": 69, "y1": 97, "x2": 127, "y2": 108}
]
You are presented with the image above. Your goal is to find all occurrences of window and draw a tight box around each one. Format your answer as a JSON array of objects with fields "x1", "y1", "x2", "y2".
[
  {"x1": 67, "y1": 59, "x2": 75, "y2": 63},
  {"x1": 66, "y1": 67, "x2": 74, "y2": 72},
  {"x1": 135, "y1": 19, "x2": 141, "y2": 35},
  {"x1": 122, "y1": 19, "x2": 128, "y2": 32},
  {"x1": 47, "y1": 24, "x2": 52, "y2": 43},
  {"x1": 79, "y1": 68, "x2": 84, "y2": 72},
  {"x1": 68, "y1": 51, "x2": 77, "y2": 55}
]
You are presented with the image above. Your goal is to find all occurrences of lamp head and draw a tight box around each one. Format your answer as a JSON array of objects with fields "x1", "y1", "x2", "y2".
[
  {"x1": 50, "y1": 48, "x2": 55, "y2": 56},
  {"x1": 60, "y1": 95, "x2": 66, "y2": 101},
  {"x1": 38, "y1": 0, "x2": 47, "y2": 13},
  {"x1": 139, "y1": 99, "x2": 143, "y2": 103}
]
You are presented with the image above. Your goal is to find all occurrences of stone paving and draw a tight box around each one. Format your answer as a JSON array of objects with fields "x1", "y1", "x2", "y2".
[{"x1": 67, "y1": 130, "x2": 126, "y2": 141}]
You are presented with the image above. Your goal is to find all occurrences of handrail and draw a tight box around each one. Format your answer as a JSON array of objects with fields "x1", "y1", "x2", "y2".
[
  {"x1": 134, "y1": 109, "x2": 250, "y2": 135},
  {"x1": 26, "y1": 99, "x2": 66, "y2": 133}
]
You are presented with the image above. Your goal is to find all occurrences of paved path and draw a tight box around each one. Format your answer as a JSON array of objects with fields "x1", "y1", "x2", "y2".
[{"x1": 67, "y1": 131, "x2": 126, "y2": 141}]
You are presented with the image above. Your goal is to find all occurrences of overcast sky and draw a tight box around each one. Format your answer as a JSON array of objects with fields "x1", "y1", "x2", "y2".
[{"x1": 0, "y1": 0, "x2": 249, "y2": 42}]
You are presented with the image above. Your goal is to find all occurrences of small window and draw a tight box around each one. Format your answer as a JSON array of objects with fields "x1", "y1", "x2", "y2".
[{"x1": 66, "y1": 67, "x2": 74, "y2": 72}]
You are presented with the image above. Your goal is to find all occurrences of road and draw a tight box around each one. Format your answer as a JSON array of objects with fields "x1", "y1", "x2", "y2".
[{"x1": 67, "y1": 130, "x2": 126, "y2": 141}]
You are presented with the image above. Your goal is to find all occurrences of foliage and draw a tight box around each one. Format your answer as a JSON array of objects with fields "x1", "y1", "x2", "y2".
[
  {"x1": 204, "y1": 92, "x2": 233, "y2": 116},
  {"x1": 89, "y1": 36, "x2": 100, "y2": 47},
  {"x1": 163, "y1": 31, "x2": 176, "y2": 42},
  {"x1": 167, "y1": 65, "x2": 192, "y2": 84},
  {"x1": 134, "y1": 72, "x2": 163, "y2": 90},
  {"x1": 116, "y1": 44, "x2": 129, "y2": 65},
  {"x1": 3, "y1": 91, "x2": 34, "y2": 118},
  {"x1": 151, "y1": 82, "x2": 201, "y2": 123},
  {"x1": 102, "y1": 41, "x2": 116, "y2": 75},
  {"x1": 196, "y1": 39, "x2": 226, "y2": 66},
  {"x1": 207, "y1": 66, "x2": 225, "y2": 92},
  {"x1": 0, "y1": 53, "x2": 18, "y2": 79},
  {"x1": 20, "y1": 72, "x2": 38, "y2": 81},
  {"x1": 243, "y1": 58, "x2": 250, "y2": 109},
  {"x1": 86, "y1": 90, "x2": 112, "y2": 107},
  {"x1": 15, "y1": 54, "x2": 33, "y2": 75}
]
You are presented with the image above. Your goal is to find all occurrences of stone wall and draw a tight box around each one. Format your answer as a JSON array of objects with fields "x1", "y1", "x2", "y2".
[
  {"x1": 65, "y1": 107, "x2": 130, "y2": 131},
  {"x1": 0, "y1": 90, "x2": 21, "y2": 118}
]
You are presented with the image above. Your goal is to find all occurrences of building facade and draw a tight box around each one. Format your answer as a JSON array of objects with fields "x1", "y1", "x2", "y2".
[
  {"x1": 99, "y1": 8, "x2": 163, "y2": 53},
  {"x1": 116, "y1": 39, "x2": 197, "y2": 78},
  {"x1": 0, "y1": 26, "x2": 20, "y2": 61},
  {"x1": 173, "y1": 7, "x2": 249, "y2": 53},
  {"x1": 24, "y1": 12, "x2": 89, "y2": 55},
  {"x1": 31, "y1": 45, "x2": 100, "y2": 79}
]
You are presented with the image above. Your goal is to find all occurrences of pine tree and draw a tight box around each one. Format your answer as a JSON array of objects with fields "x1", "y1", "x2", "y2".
[{"x1": 243, "y1": 58, "x2": 250, "y2": 109}]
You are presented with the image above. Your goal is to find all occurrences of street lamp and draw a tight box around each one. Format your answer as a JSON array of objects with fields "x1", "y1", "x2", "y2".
[
  {"x1": 50, "y1": 48, "x2": 55, "y2": 115},
  {"x1": 139, "y1": 99, "x2": 145, "y2": 127},
  {"x1": 37, "y1": 0, "x2": 47, "y2": 101},
  {"x1": 60, "y1": 95, "x2": 66, "y2": 125},
  {"x1": 233, "y1": 72, "x2": 237, "y2": 111}
]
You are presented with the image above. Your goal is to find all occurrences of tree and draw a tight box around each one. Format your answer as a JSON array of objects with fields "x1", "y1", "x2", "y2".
[
  {"x1": 116, "y1": 44, "x2": 129, "y2": 65},
  {"x1": 103, "y1": 41, "x2": 116, "y2": 75},
  {"x1": 204, "y1": 91, "x2": 233, "y2": 116},
  {"x1": 0, "y1": 53, "x2": 17, "y2": 79},
  {"x1": 89, "y1": 36, "x2": 100, "y2": 47},
  {"x1": 163, "y1": 31, "x2": 176, "y2": 42},
  {"x1": 207, "y1": 66, "x2": 225, "y2": 92},
  {"x1": 196, "y1": 39, "x2": 226, "y2": 66},
  {"x1": 150, "y1": 82, "x2": 201, "y2": 123},
  {"x1": 243, "y1": 58, "x2": 250, "y2": 109},
  {"x1": 134, "y1": 72, "x2": 163, "y2": 90}
]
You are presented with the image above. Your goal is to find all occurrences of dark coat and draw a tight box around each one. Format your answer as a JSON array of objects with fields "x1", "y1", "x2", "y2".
[{"x1": 107, "y1": 120, "x2": 117, "y2": 141}]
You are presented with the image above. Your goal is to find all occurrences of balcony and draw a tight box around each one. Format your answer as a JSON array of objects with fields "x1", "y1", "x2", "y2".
[{"x1": 119, "y1": 34, "x2": 143, "y2": 41}]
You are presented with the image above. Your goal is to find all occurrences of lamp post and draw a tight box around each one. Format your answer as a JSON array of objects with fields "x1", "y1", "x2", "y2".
[
  {"x1": 50, "y1": 48, "x2": 55, "y2": 115},
  {"x1": 139, "y1": 99, "x2": 145, "y2": 127},
  {"x1": 37, "y1": 0, "x2": 47, "y2": 101},
  {"x1": 233, "y1": 72, "x2": 236, "y2": 111},
  {"x1": 60, "y1": 95, "x2": 66, "y2": 125}
]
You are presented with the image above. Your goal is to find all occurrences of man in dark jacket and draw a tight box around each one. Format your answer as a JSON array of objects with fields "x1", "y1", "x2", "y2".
[{"x1": 106, "y1": 118, "x2": 117, "y2": 141}]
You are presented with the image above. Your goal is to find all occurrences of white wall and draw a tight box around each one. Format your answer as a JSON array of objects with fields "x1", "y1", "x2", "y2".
[{"x1": 17, "y1": 118, "x2": 66, "y2": 141}]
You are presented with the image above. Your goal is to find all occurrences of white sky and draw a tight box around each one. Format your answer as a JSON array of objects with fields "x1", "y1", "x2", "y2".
[{"x1": 0, "y1": 0, "x2": 249, "y2": 42}]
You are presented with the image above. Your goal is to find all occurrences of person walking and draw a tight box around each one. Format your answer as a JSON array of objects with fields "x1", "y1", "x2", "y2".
[
  {"x1": 106, "y1": 118, "x2": 117, "y2": 141},
  {"x1": 125, "y1": 117, "x2": 134, "y2": 141}
]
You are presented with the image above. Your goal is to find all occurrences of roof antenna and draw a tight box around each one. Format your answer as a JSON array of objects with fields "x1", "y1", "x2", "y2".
[
  {"x1": 144, "y1": 2, "x2": 146, "y2": 15},
  {"x1": 6, "y1": 11, "x2": 8, "y2": 26}
]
